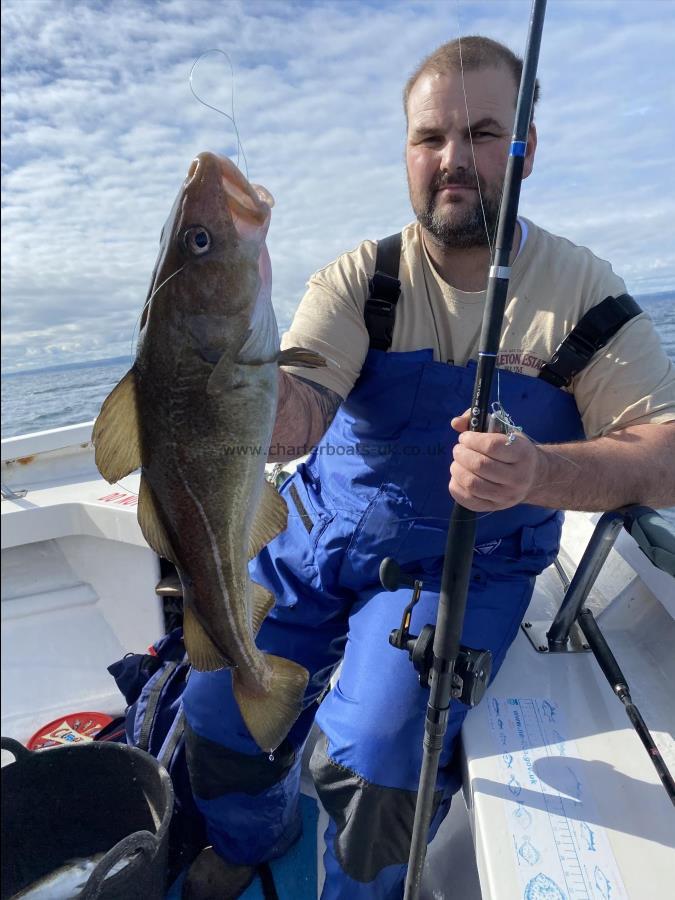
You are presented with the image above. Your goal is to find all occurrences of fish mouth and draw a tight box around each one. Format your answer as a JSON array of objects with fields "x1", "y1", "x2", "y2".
[{"x1": 187, "y1": 152, "x2": 274, "y2": 230}]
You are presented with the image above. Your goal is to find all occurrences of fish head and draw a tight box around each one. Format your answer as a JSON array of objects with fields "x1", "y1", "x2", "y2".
[{"x1": 139, "y1": 151, "x2": 276, "y2": 363}]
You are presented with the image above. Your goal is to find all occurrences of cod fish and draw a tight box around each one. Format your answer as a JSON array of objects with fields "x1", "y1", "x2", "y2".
[{"x1": 93, "y1": 151, "x2": 323, "y2": 752}]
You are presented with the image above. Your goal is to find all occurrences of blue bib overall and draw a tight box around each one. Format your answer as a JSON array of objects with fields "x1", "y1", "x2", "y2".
[{"x1": 183, "y1": 348, "x2": 584, "y2": 899}]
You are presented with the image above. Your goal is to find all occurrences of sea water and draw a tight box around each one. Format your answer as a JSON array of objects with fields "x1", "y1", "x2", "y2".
[
  {"x1": 2, "y1": 293, "x2": 673, "y2": 524},
  {"x1": 3, "y1": 294, "x2": 673, "y2": 439}
]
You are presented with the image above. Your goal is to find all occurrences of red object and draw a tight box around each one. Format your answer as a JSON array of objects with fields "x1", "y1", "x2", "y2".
[{"x1": 27, "y1": 712, "x2": 114, "y2": 750}]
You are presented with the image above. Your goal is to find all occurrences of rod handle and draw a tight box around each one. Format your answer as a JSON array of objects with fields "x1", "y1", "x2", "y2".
[{"x1": 577, "y1": 609, "x2": 627, "y2": 693}]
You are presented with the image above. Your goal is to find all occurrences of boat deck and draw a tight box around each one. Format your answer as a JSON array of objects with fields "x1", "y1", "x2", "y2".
[{"x1": 2, "y1": 423, "x2": 674, "y2": 898}]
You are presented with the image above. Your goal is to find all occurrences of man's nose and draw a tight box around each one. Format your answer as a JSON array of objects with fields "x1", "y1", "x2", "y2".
[{"x1": 440, "y1": 138, "x2": 472, "y2": 172}]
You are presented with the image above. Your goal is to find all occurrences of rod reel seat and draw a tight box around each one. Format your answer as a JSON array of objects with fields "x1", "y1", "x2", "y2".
[{"x1": 379, "y1": 557, "x2": 492, "y2": 706}]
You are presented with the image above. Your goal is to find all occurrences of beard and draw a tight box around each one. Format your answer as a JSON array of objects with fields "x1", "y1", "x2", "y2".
[{"x1": 410, "y1": 169, "x2": 501, "y2": 249}]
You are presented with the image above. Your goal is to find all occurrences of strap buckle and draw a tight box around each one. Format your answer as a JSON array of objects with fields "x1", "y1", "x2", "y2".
[
  {"x1": 368, "y1": 271, "x2": 401, "y2": 305},
  {"x1": 546, "y1": 332, "x2": 597, "y2": 387},
  {"x1": 365, "y1": 296, "x2": 396, "y2": 317}
]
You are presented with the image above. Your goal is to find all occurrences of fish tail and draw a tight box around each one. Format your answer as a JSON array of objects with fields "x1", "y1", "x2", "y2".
[{"x1": 232, "y1": 655, "x2": 309, "y2": 752}]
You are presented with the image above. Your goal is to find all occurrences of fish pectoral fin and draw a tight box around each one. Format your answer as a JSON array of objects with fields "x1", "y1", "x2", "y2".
[
  {"x1": 206, "y1": 353, "x2": 232, "y2": 396},
  {"x1": 138, "y1": 476, "x2": 178, "y2": 563},
  {"x1": 277, "y1": 347, "x2": 327, "y2": 368},
  {"x1": 183, "y1": 604, "x2": 231, "y2": 672},
  {"x1": 250, "y1": 582, "x2": 275, "y2": 636},
  {"x1": 248, "y1": 481, "x2": 288, "y2": 559},
  {"x1": 92, "y1": 368, "x2": 142, "y2": 482},
  {"x1": 206, "y1": 356, "x2": 260, "y2": 396},
  {"x1": 232, "y1": 655, "x2": 309, "y2": 752}
]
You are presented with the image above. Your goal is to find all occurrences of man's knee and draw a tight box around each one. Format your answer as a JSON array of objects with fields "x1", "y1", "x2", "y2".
[
  {"x1": 185, "y1": 722, "x2": 296, "y2": 799},
  {"x1": 310, "y1": 730, "x2": 446, "y2": 883}
]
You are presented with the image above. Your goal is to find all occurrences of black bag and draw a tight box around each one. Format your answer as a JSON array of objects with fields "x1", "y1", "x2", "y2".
[{"x1": 100, "y1": 627, "x2": 206, "y2": 881}]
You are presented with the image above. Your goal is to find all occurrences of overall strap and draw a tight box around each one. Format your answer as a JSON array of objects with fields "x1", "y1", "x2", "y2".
[
  {"x1": 137, "y1": 660, "x2": 179, "y2": 752},
  {"x1": 539, "y1": 293, "x2": 642, "y2": 388},
  {"x1": 365, "y1": 232, "x2": 402, "y2": 350}
]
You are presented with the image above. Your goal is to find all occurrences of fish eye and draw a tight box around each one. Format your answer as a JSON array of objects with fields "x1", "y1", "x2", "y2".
[{"x1": 184, "y1": 226, "x2": 211, "y2": 255}]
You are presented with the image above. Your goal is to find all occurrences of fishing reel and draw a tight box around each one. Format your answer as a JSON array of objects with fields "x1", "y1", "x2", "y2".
[{"x1": 380, "y1": 557, "x2": 492, "y2": 707}]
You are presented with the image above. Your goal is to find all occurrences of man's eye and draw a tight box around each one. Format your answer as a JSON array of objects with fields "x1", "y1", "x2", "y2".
[{"x1": 471, "y1": 130, "x2": 497, "y2": 139}]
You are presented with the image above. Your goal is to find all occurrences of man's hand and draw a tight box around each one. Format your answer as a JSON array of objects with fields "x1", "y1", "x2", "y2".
[
  {"x1": 449, "y1": 410, "x2": 545, "y2": 512},
  {"x1": 450, "y1": 412, "x2": 675, "y2": 513}
]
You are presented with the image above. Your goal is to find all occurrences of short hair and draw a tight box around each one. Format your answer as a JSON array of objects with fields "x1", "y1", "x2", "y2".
[{"x1": 403, "y1": 35, "x2": 540, "y2": 122}]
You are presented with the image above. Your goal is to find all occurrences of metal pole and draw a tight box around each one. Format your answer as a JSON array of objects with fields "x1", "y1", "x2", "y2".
[
  {"x1": 546, "y1": 510, "x2": 624, "y2": 648},
  {"x1": 404, "y1": 2, "x2": 548, "y2": 896}
]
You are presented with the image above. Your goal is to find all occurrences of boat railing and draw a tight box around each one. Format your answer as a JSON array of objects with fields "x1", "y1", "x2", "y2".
[
  {"x1": 1, "y1": 420, "x2": 96, "y2": 462},
  {"x1": 522, "y1": 504, "x2": 675, "y2": 656}
]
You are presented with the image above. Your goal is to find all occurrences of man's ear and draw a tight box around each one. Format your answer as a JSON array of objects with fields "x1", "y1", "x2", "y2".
[{"x1": 523, "y1": 123, "x2": 537, "y2": 179}]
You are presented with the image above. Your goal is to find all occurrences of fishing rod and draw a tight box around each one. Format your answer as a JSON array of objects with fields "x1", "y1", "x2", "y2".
[
  {"x1": 577, "y1": 608, "x2": 675, "y2": 806},
  {"x1": 402, "y1": 1, "x2": 548, "y2": 896}
]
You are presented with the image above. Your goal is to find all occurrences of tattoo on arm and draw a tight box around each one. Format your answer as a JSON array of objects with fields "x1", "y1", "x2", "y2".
[
  {"x1": 269, "y1": 371, "x2": 342, "y2": 462},
  {"x1": 292, "y1": 374, "x2": 341, "y2": 424}
]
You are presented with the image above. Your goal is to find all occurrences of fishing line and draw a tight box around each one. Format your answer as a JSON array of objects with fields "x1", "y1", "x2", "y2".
[
  {"x1": 143, "y1": 264, "x2": 187, "y2": 314},
  {"x1": 455, "y1": 6, "x2": 495, "y2": 260},
  {"x1": 189, "y1": 49, "x2": 249, "y2": 179},
  {"x1": 128, "y1": 264, "x2": 187, "y2": 361},
  {"x1": 456, "y1": 3, "x2": 531, "y2": 443}
]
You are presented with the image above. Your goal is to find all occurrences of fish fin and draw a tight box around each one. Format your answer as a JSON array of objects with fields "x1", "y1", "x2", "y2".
[
  {"x1": 92, "y1": 368, "x2": 142, "y2": 482},
  {"x1": 232, "y1": 655, "x2": 309, "y2": 752},
  {"x1": 235, "y1": 337, "x2": 277, "y2": 366},
  {"x1": 207, "y1": 362, "x2": 258, "y2": 395},
  {"x1": 236, "y1": 246, "x2": 280, "y2": 366},
  {"x1": 137, "y1": 476, "x2": 178, "y2": 563},
  {"x1": 248, "y1": 481, "x2": 288, "y2": 559},
  {"x1": 183, "y1": 604, "x2": 230, "y2": 672},
  {"x1": 206, "y1": 353, "x2": 232, "y2": 396},
  {"x1": 250, "y1": 582, "x2": 275, "y2": 636},
  {"x1": 277, "y1": 347, "x2": 327, "y2": 368}
]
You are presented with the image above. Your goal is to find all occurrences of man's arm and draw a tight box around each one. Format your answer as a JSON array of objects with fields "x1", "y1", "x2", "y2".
[
  {"x1": 449, "y1": 414, "x2": 675, "y2": 512},
  {"x1": 268, "y1": 370, "x2": 343, "y2": 463}
]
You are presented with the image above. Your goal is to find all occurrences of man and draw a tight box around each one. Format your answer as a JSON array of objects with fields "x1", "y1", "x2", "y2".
[{"x1": 183, "y1": 36, "x2": 675, "y2": 900}]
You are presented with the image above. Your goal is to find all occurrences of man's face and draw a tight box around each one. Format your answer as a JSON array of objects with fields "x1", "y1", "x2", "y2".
[{"x1": 405, "y1": 65, "x2": 536, "y2": 249}]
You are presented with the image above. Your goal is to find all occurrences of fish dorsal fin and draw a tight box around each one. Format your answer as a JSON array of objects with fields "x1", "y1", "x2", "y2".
[
  {"x1": 250, "y1": 582, "x2": 275, "y2": 636},
  {"x1": 92, "y1": 368, "x2": 142, "y2": 482},
  {"x1": 138, "y1": 476, "x2": 178, "y2": 564},
  {"x1": 248, "y1": 480, "x2": 288, "y2": 560},
  {"x1": 277, "y1": 347, "x2": 327, "y2": 368},
  {"x1": 183, "y1": 604, "x2": 230, "y2": 672}
]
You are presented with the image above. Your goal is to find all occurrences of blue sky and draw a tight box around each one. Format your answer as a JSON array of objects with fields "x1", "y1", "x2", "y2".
[{"x1": 1, "y1": 0, "x2": 674, "y2": 372}]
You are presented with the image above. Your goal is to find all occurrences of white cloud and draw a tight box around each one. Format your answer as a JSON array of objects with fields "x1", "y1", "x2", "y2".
[{"x1": 1, "y1": 0, "x2": 673, "y2": 372}]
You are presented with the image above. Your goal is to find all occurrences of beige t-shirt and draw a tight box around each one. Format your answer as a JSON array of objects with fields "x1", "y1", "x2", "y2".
[{"x1": 281, "y1": 219, "x2": 675, "y2": 439}]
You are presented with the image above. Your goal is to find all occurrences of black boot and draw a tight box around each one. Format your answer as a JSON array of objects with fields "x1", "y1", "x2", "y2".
[{"x1": 182, "y1": 847, "x2": 257, "y2": 900}]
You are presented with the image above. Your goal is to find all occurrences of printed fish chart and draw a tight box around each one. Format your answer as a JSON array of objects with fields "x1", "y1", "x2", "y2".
[{"x1": 487, "y1": 697, "x2": 628, "y2": 900}]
